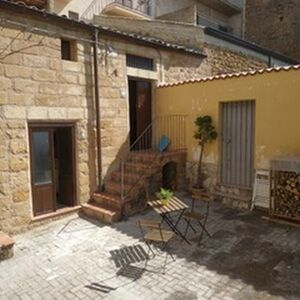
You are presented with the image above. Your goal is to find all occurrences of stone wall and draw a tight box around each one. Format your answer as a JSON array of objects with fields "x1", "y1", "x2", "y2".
[
  {"x1": 245, "y1": 0, "x2": 300, "y2": 62},
  {"x1": 204, "y1": 45, "x2": 267, "y2": 75},
  {"x1": 0, "y1": 13, "x2": 96, "y2": 233}
]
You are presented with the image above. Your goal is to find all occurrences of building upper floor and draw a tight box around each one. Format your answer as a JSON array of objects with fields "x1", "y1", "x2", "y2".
[{"x1": 12, "y1": 0, "x2": 245, "y2": 37}]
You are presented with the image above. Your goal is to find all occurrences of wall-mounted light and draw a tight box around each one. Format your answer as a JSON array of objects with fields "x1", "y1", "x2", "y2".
[{"x1": 120, "y1": 88, "x2": 126, "y2": 99}]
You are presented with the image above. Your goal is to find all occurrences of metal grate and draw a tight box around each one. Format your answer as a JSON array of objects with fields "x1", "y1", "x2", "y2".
[{"x1": 126, "y1": 54, "x2": 154, "y2": 71}]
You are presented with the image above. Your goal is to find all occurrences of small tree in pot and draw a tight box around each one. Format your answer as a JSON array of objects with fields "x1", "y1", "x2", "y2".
[{"x1": 192, "y1": 115, "x2": 217, "y2": 196}]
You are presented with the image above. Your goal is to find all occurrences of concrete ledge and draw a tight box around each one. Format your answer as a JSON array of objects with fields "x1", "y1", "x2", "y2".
[{"x1": 0, "y1": 232, "x2": 15, "y2": 261}]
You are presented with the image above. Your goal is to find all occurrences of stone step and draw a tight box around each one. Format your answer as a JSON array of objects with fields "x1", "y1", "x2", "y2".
[
  {"x1": 81, "y1": 201, "x2": 121, "y2": 224},
  {"x1": 105, "y1": 181, "x2": 142, "y2": 196},
  {"x1": 0, "y1": 232, "x2": 15, "y2": 261},
  {"x1": 91, "y1": 192, "x2": 123, "y2": 210},
  {"x1": 127, "y1": 151, "x2": 158, "y2": 163},
  {"x1": 124, "y1": 161, "x2": 153, "y2": 173},
  {"x1": 111, "y1": 171, "x2": 142, "y2": 185}
]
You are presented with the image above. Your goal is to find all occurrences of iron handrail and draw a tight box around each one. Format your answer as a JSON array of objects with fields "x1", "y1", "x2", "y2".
[{"x1": 120, "y1": 115, "x2": 187, "y2": 202}]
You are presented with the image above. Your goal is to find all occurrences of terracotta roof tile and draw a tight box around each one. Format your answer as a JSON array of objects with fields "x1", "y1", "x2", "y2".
[{"x1": 158, "y1": 65, "x2": 300, "y2": 88}]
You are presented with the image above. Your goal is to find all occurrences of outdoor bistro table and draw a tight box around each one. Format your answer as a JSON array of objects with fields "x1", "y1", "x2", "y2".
[{"x1": 147, "y1": 196, "x2": 191, "y2": 245}]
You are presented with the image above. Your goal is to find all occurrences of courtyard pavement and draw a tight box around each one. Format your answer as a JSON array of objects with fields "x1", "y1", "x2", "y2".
[{"x1": 1, "y1": 195, "x2": 300, "y2": 300}]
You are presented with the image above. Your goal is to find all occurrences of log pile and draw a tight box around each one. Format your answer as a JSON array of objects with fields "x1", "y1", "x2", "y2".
[{"x1": 271, "y1": 171, "x2": 300, "y2": 221}]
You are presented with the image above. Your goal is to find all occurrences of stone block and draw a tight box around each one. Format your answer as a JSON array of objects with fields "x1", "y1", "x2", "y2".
[
  {"x1": 0, "y1": 91, "x2": 8, "y2": 105},
  {"x1": 7, "y1": 120, "x2": 25, "y2": 129},
  {"x1": 1, "y1": 53, "x2": 23, "y2": 65},
  {"x1": 67, "y1": 108, "x2": 84, "y2": 119},
  {"x1": 33, "y1": 69, "x2": 56, "y2": 82},
  {"x1": 0, "y1": 77, "x2": 12, "y2": 90},
  {"x1": 9, "y1": 156, "x2": 28, "y2": 172},
  {"x1": 39, "y1": 83, "x2": 59, "y2": 95},
  {"x1": 13, "y1": 79, "x2": 39, "y2": 93},
  {"x1": 62, "y1": 61, "x2": 82, "y2": 73},
  {"x1": 11, "y1": 40, "x2": 40, "y2": 55},
  {"x1": 0, "y1": 159, "x2": 8, "y2": 171},
  {"x1": 49, "y1": 59, "x2": 62, "y2": 70},
  {"x1": 9, "y1": 91, "x2": 35, "y2": 106},
  {"x1": 59, "y1": 84, "x2": 83, "y2": 96},
  {"x1": 47, "y1": 107, "x2": 67, "y2": 119},
  {"x1": 5, "y1": 65, "x2": 32, "y2": 78},
  {"x1": 12, "y1": 189, "x2": 29, "y2": 203},
  {"x1": 0, "y1": 233, "x2": 14, "y2": 261},
  {"x1": 23, "y1": 54, "x2": 50, "y2": 68},
  {"x1": 27, "y1": 107, "x2": 48, "y2": 119},
  {"x1": 11, "y1": 140, "x2": 27, "y2": 154},
  {"x1": 36, "y1": 94, "x2": 59, "y2": 106},
  {"x1": 58, "y1": 73, "x2": 78, "y2": 84},
  {"x1": 0, "y1": 37, "x2": 11, "y2": 50},
  {"x1": 2, "y1": 106, "x2": 26, "y2": 119}
]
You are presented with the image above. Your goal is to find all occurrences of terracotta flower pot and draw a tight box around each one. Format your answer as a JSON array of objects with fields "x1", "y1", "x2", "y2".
[{"x1": 161, "y1": 198, "x2": 169, "y2": 206}]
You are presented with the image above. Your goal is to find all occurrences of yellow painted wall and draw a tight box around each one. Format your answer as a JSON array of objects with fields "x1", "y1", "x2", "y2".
[{"x1": 156, "y1": 68, "x2": 300, "y2": 169}]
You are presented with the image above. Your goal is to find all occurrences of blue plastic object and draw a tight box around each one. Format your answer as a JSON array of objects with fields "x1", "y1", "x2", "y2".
[{"x1": 157, "y1": 135, "x2": 170, "y2": 152}]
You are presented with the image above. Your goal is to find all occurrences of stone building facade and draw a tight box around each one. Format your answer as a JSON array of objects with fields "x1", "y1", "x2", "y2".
[
  {"x1": 0, "y1": 1, "x2": 207, "y2": 233},
  {"x1": 245, "y1": 0, "x2": 300, "y2": 62}
]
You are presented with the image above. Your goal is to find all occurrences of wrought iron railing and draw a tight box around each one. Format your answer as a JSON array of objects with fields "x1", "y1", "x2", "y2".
[
  {"x1": 81, "y1": 0, "x2": 151, "y2": 20},
  {"x1": 120, "y1": 115, "x2": 186, "y2": 202}
]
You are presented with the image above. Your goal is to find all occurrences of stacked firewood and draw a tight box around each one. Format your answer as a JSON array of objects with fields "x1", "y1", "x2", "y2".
[{"x1": 273, "y1": 171, "x2": 300, "y2": 220}]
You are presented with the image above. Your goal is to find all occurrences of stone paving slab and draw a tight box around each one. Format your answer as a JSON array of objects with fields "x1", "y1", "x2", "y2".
[{"x1": 1, "y1": 196, "x2": 300, "y2": 300}]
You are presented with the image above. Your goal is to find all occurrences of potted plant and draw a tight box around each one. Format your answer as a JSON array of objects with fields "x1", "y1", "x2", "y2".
[
  {"x1": 192, "y1": 115, "x2": 217, "y2": 198},
  {"x1": 156, "y1": 188, "x2": 173, "y2": 206}
]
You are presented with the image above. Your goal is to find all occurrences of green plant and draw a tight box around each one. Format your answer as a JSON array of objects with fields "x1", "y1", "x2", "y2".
[
  {"x1": 156, "y1": 188, "x2": 173, "y2": 205},
  {"x1": 194, "y1": 115, "x2": 218, "y2": 188}
]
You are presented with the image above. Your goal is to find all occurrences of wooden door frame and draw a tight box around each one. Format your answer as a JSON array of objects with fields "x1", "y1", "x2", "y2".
[
  {"x1": 128, "y1": 77, "x2": 153, "y2": 146},
  {"x1": 28, "y1": 121, "x2": 77, "y2": 215}
]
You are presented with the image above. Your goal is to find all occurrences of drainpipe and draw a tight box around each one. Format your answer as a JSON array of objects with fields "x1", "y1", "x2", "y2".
[{"x1": 93, "y1": 28, "x2": 102, "y2": 189}]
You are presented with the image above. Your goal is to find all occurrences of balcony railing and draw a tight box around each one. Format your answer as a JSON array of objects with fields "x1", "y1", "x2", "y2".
[{"x1": 82, "y1": 0, "x2": 151, "y2": 20}]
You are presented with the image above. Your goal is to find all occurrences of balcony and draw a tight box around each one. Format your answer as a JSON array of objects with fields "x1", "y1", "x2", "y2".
[
  {"x1": 82, "y1": 0, "x2": 151, "y2": 20},
  {"x1": 197, "y1": 0, "x2": 243, "y2": 15}
]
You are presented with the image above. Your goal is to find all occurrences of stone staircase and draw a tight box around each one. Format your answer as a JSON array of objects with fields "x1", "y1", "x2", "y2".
[
  {"x1": 82, "y1": 115, "x2": 187, "y2": 223},
  {"x1": 82, "y1": 151, "x2": 159, "y2": 223}
]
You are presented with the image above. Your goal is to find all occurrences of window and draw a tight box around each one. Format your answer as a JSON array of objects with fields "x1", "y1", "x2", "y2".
[
  {"x1": 61, "y1": 39, "x2": 77, "y2": 61},
  {"x1": 126, "y1": 54, "x2": 154, "y2": 71},
  {"x1": 68, "y1": 11, "x2": 79, "y2": 20}
]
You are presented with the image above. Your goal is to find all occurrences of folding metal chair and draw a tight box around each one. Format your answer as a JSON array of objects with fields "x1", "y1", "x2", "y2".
[
  {"x1": 183, "y1": 192, "x2": 212, "y2": 244},
  {"x1": 138, "y1": 219, "x2": 175, "y2": 271}
]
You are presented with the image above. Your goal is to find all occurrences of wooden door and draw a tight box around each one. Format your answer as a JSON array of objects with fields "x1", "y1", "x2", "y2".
[
  {"x1": 30, "y1": 128, "x2": 55, "y2": 216},
  {"x1": 221, "y1": 101, "x2": 255, "y2": 188},
  {"x1": 129, "y1": 79, "x2": 152, "y2": 149}
]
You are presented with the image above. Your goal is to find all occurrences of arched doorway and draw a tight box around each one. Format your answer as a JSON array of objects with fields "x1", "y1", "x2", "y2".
[{"x1": 162, "y1": 162, "x2": 177, "y2": 190}]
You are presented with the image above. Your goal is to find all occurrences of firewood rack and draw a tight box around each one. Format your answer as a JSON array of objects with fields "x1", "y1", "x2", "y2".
[{"x1": 270, "y1": 156, "x2": 300, "y2": 223}]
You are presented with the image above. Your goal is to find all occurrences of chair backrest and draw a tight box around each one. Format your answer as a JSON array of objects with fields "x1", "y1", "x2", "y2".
[
  {"x1": 138, "y1": 219, "x2": 161, "y2": 231},
  {"x1": 192, "y1": 191, "x2": 212, "y2": 202},
  {"x1": 157, "y1": 135, "x2": 170, "y2": 152}
]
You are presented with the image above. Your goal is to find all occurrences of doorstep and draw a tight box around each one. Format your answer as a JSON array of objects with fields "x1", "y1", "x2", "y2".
[{"x1": 31, "y1": 206, "x2": 81, "y2": 223}]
